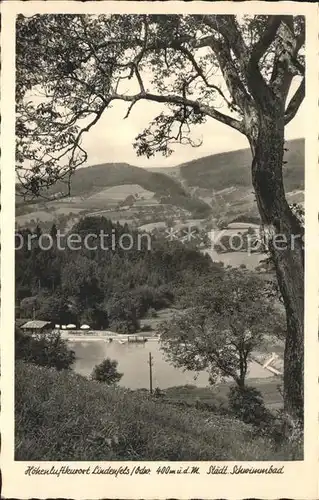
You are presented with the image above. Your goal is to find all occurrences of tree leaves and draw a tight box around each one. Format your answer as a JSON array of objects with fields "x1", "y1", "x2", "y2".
[
  {"x1": 16, "y1": 14, "x2": 304, "y2": 197},
  {"x1": 160, "y1": 272, "x2": 286, "y2": 387}
]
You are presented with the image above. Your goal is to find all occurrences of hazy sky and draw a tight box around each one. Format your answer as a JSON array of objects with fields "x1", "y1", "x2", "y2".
[
  {"x1": 81, "y1": 95, "x2": 305, "y2": 169},
  {"x1": 27, "y1": 60, "x2": 305, "y2": 171},
  {"x1": 25, "y1": 38, "x2": 305, "y2": 171}
]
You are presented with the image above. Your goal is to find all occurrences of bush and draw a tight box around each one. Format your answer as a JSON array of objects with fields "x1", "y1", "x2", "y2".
[
  {"x1": 228, "y1": 385, "x2": 273, "y2": 428},
  {"x1": 15, "y1": 328, "x2": 75, "y2": 371},
  {"x1": 91, "y1": 358, "x2": 123, "y2": 385},
  {"x1": 227, "y1": 387, "x2": 303, "y2": 459},
  {"x1": 147, "y1": 307, "x2": 158, "y2": 318},
  {"x1": 153, "y1": 387, "x2": 164, "y2": 398},
  {"x1": 140, "y1": 323, "x2": 152, "y2": 332},
  {"x1": 266, "y1": 410, "x2": 303, "y2": 458},
  {"x1": 110, "y1": 319, "x2": 140, "y2": 334}
]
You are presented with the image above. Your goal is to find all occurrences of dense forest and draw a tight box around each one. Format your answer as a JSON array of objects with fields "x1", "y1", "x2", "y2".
[{"x1": 15, "y1": 216, "x2": 225, "y2": 332}]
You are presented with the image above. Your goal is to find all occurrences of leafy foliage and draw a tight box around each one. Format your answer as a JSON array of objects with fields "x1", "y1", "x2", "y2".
[
  {"x1": 15, "y1": 328, "x2": 75, "y2": 371},
  {"x1": 160, "y1": 272, "x2": 285, "y2": 388},
  {"x1": 91, "y1": 358, "x2": 123, "y2": 385},
  {"x1": 16, "y1": 14, "x2": 304, "y2": 196},
  {"x1": 228, "y1": 385, "x2": 273, "y2": 427}
]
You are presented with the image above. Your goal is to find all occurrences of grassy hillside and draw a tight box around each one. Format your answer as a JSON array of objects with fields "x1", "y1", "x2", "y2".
[{"x1": 15, "y1": 361, "x2": 299, "y2": 461}]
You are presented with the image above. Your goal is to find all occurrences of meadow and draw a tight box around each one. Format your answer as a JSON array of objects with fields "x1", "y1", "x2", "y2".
[{"x1": 15, "y1": 361, "x2": 300, "y2": 461}]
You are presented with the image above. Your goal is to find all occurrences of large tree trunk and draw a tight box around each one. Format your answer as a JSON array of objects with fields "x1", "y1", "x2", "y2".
[{"x1": 249, "y1": 115, "x2": 304, "y2": 422}]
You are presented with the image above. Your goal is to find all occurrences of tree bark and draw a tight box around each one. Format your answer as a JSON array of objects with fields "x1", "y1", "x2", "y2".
[{"x1": 249, "y1": 114, "x2": 304, "y2": 422}]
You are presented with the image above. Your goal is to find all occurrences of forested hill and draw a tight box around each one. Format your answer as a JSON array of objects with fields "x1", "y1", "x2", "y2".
[
  {"x1": 150, "y1": 138, "x2": 304, "y2": 192},
  {"x1": 15, "y1": 216, "x2": 222, "y2": 330},
  {"x1": 16, "y1": 162, "x2": 211, "y2": 218},
  {"x1": 17, "y1": 139, "x2": 303, "y2": 200},
  {"x1": 42, "y1": 163, "x2": 186, "y2": 198}
]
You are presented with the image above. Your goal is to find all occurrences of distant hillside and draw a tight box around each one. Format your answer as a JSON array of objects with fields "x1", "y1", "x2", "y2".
[
  {"x1": 17, "y1": 162, "x2": 211, "y2": 218},
  {"x1": 151, "y1": 138, "x2": 304, "y2": 193},
  {"x1": 16, "y1": 139, "x2": 304, "y2": 227},
  {"x1": 41, "y1": 163, "x2": 186, "y2": 198},
  {"x1": 16, "y1": 163, "x2": 179, "y2": 201},
  {"x1": 149, "y1": 138, "x2": 304, "y2": 225}
]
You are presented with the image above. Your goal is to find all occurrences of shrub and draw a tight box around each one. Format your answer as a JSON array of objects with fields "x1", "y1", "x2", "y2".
[
  {"x1": 153, "y1": 387, "x2": 164, "y2": 398},
  {"x1": 91, "y1": 358, "x2": 123, "y2": 385},
  {"x1": 266, "y1": 410, "x2": 303, "y2": 458},
  {"x1": 110, "y1": 318, "x2": 140, "y2": 334},
  {"x1": 228, "y1": 385, "x2": 274, "y2": 428},
  {"x1": 140, "y1": 323, "x2": 152, "y2": 332},
  {"x1": 15, "y1": 328, "x2": 75, "y2": 371},
  {"x1": 148, "y1": 307, "x2": 158, "y2": 318}
]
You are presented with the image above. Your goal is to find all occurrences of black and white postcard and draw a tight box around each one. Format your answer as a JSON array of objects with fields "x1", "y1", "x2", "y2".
[{"x1": 1, "y1": 1, "x2": 318, "y2": 498}]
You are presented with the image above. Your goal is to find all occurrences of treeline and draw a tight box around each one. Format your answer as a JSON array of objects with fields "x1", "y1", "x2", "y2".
[{"x1": 15, "y1": 216, "x2": 222, "y2": 332}]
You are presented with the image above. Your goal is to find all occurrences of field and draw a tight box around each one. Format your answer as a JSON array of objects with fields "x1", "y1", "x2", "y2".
[
  {"x1": 164, "y1": 376, "x2": 283, "y2": 411},
  {"x1": 138, "y1": 221, "x2": 167, "y2": 232},
  {"x1": 16, "y1": 210, "x2": 56, "y2": 225}
]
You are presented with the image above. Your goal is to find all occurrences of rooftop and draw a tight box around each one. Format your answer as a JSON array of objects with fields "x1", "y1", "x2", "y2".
[{"x1": 20, "y1": 320, "x2": 52, "y2": 329}]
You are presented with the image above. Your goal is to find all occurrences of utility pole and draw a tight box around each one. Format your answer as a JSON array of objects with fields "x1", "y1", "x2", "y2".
[{"x1": 148, "y1": 352, "x2": 153, "y2": 395}]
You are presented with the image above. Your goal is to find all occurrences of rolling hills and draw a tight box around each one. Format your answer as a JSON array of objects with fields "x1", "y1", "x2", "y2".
[
  {"x1": 149, "y1": 138, "x2": 304, "y2": 224},
  {"x1": 16, "y1": 138, "x2": 304, "y2": 230},
  {"x1": 43, "y1": 163, "x2": 185, "y2": 198},
  {"x1": 150, "y1": 138, "x2": 304, "y2": 192}
]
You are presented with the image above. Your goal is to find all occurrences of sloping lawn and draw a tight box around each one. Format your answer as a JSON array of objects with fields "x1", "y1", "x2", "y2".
[{"x1": 15, "y1": 361, "x2": 295, "y2": 461}]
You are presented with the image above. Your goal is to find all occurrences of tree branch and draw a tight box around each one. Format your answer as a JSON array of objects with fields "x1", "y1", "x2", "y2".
[
  {"x1": 270, "y1": 17, "x2": 305, "y2": 99},
  {"x1": 284, "y1": 77, "x2": 305, "y2": 124},
  {"x1": 175, "y1": 43, "x2": 234, "y2": 109},
  {"x1": 144, "y1": 17, "x2": 251, "y2": 115},
  {"x1": 244, "y1": 18, "x2": 286, "y2": 108},
  {"x1": 208, "y1": 38, "x2": 253, "y2": 113},
  {"x1": 197, "y1": 16, "x2": 254, "y2": 112},
  {"x1": 117, "y1": 89, "x2": 244, "y2": 133},
  {"x1": 250, "y1": 16, "x2": 282, "y2": 64},
  {"x1": 202, "y1": 15, "x2": 249, "y2": 72}
]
